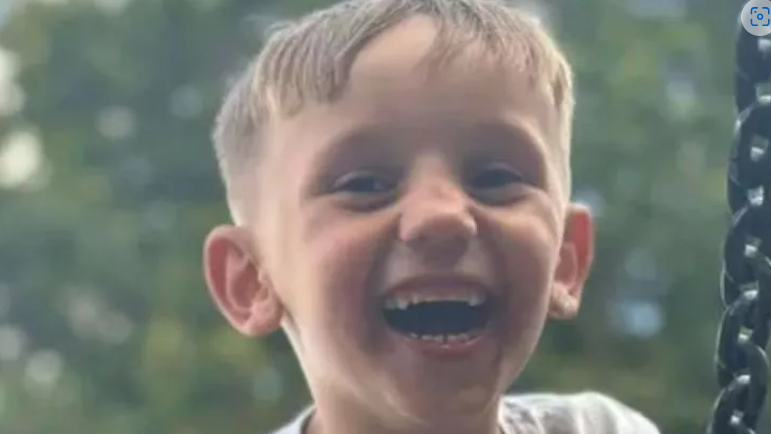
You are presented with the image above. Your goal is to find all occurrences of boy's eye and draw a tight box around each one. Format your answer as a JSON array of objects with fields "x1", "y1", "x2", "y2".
[
  {"x1": 331, "y1": 171, "x2": 396, "y2": 195},
  {"x1": 466, "y1": 162, "x2": 527, "y2": 205},
  {"x1": 467, "y1": 163, "x2": 523, "y2": 190}
]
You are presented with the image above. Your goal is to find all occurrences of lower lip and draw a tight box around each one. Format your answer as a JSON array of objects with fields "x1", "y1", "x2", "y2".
[{"x1": 391, "y1": 328, "x2": 490, "y2": 358}]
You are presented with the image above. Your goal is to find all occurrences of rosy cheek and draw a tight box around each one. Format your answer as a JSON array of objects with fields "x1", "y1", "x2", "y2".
[
  {"x1": 481, "y1": 202, "x2": 560, "y2": 314},
  {"x1": 304, "y1": 209, "x2": 395, "y2": 333}
]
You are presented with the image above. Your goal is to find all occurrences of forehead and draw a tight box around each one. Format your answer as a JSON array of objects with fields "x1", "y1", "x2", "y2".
[
  {"x1": 349, "y1": 16, "x2": 555, "y2": 117},
  {"x1": 264, "y1": 15, "x2": 561, "y2": 170}
]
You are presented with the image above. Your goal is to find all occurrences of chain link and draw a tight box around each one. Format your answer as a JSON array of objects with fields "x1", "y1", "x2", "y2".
[{"x1": 707, "y1": 7, "x2": 771, "y2": 434}]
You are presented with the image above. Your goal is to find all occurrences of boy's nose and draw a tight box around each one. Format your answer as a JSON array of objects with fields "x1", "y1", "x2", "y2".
[{"x1": 399, "y1": 179, "x2": 477, "y2": 266}]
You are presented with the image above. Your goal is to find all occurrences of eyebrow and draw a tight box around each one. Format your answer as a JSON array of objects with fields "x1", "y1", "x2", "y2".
[
  {"x1": 460, "y1": 119, "x2": 546, "y2": 155},
  {"x1": 318, "y1": 123, "x2": 397, "y2": 166},
  {"x1": 312, "y1": 117, "x2": 548, "y2": 173},
  {"x1": 304, "y1": 123, "x2": 402, "y2": 191},
  {"x1": 459, "y1": 119, "x2": 550, "y2": 182}
]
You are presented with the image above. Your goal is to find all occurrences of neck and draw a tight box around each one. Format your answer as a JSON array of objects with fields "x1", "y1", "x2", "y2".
[{"x1": 305, "y1": 395, "x2": 503, "y2": 434}]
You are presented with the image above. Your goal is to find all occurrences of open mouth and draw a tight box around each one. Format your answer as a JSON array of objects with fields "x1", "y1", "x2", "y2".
[{"x1": 381, "y1": 291, "x2": 494, "y2": 344}]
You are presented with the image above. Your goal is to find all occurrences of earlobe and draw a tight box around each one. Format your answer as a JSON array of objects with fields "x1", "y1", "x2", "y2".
[
  {"x1": 203, "y1": 225, "x2": 283, "y2": 336},
  {"x1": 548, "y1": 204, "x2": 594, "y2": 320}
]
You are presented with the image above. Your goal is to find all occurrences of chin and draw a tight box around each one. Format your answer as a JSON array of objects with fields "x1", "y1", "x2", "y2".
[{"x1": 384, "y1": 375, "x2": 502, "y2": 423}]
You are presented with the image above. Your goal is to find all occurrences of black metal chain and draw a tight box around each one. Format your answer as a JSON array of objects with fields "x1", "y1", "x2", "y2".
[{"x1": 707, "y1": 7, "x2": 771, "y2": 434}]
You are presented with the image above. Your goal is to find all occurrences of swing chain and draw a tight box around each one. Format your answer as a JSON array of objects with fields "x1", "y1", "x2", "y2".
[{"x1": 708, "y1": 11, "x2": 771, "y2": 434}]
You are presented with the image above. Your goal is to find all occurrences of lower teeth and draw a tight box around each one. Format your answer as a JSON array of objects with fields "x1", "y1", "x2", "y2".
[{"x1": 408, "y1": 332, "x2": 474, "y2": 344}]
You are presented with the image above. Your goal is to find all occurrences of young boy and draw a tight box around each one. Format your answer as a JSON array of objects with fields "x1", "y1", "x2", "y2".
[{"x1": 203, "y1": 0, "x2": 661, "y2": 433}]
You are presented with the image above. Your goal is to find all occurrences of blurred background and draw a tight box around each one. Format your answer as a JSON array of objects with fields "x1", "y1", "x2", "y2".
[{"x1": 0, "y1": 0, "x2": 764, "y2": 433}]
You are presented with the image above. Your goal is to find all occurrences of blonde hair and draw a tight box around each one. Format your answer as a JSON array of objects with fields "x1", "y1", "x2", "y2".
[{"x1": 213, "y1": 0, "x2": 575, "y2": 220}]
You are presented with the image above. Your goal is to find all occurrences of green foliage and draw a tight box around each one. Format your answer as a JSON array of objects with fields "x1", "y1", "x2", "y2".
[{"x1": 0, "y1": 0, "x2": 758, "y2": 433}]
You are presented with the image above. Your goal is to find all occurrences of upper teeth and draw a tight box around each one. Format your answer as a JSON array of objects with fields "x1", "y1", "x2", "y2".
[{"x1": 383, "y1": 291, "x2": 487, "y2": 310}]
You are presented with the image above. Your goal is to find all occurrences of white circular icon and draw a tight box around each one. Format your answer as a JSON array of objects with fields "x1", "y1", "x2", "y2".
[{"x1": 742, "y1": 0, "x2": 771, "y2": 36}]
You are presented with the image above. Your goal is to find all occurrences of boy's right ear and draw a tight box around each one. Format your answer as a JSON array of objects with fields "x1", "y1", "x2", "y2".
[{"x1": 203, "y1": 225, "x2": 283, "y2": 337}]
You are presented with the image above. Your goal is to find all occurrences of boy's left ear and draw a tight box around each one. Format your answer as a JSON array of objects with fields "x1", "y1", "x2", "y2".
[{"x1": 549, "y1": 203, "x2": 594, "y2": 320}]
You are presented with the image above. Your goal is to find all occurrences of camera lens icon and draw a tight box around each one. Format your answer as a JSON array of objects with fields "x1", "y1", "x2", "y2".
[
  {"x1": 752, "y1": 8, "x2": 768, "y2": 24},
  {"x1": 742, "y1": 0, "x2": 771, "y2": 36}
]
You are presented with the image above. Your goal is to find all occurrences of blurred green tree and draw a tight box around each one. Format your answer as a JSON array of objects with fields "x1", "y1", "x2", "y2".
[{"x1": 0, "y1": 0, "x2": 756, "y2": 433}]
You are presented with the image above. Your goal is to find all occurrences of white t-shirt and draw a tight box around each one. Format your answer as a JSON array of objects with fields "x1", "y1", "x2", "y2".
[{"x1": 270, "y1": 391, "x2": 661, "y2": 434}]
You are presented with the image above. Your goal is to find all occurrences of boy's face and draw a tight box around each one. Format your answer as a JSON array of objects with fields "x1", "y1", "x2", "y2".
[{"x1": 205, "y1": 16, "x2": 593, "y2": 429}]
